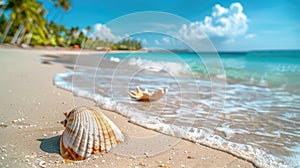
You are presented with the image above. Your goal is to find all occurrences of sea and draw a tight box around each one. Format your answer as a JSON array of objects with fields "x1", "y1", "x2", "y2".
[{"x1": 51, "y1": 50, "x2": 300, "y2": 168}]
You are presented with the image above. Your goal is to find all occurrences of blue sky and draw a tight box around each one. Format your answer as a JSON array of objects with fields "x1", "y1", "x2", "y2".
[{"x1": 43, "y1": 0, "x2": 299, "y2": 51}]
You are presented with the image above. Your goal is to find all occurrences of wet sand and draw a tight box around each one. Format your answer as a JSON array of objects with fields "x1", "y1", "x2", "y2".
[{"x1": 0, "y1": 47, "x2": 255, "y2": 168}]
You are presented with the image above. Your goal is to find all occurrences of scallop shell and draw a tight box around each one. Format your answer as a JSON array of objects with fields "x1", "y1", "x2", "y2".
[
  {"x1": 60, "y1": 106, "x2": 124, "y2": 160},
  {"x1": 129, "y1": 86, "x2": 168, "y2": 101}
]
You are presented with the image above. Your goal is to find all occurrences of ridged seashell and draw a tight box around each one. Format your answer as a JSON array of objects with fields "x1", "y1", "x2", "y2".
[
  {"x1": 129, "y1": 86, "x2": 168, "y2": 101},
  {"x1": 60, "y1": 106, "x2": 124, "y2": 160}
]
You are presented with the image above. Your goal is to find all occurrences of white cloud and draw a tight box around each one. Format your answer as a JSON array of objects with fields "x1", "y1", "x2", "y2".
[
  {"x1": 92, "y1": 23, "x2": 121, "y2": 42},
  {"x1": 147, "y1": 23, "x2": 177, "y2": 29},
  {"x1": 81, "y1": 29, "x2": 88, "y2": 36},
  {"x1": 177, "y1": 3, "x2": 248, "y2": 43},
  {"x1": 177, "y1": 23, "x2": 207, "y2": 44},
  {"x1": 81, "y1": 29, "x2": 89, "y2": 36},
  {"x1": 162, "y1": 37, "x2": 170, "y2": 44},
  {"x1": 142, "y1": 39, "x2": 148, "y2": 45},
  {"x1": 136, "y1": 38, "x2": 148, "y2": 45},
  {"x1": 245, "y1": 33, "x2": 256, "y2": 39}
]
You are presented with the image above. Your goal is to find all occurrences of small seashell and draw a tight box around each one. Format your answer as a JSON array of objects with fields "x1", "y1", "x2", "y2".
[
  {"x1": 159, "y1": 163, "x2": 170, "y2": 168},
  {"x1": 0, "y1": 123, "x2": 8, "y2": 128},
  {"x1": 129, "y1": 86, "x2": 168, "y2": 101},
  {"x1": 60, "y1": 106, "x2": 124, "y2": 160},
  {"x1": 187, "y1": 155, "x2": 194, "y2": 159},
  {"x1": 139, "y1": 162, "x2": 147, "y2": 166},
  {"x1": 39, "y1": 160, "x2": 46, "y2": 167}
]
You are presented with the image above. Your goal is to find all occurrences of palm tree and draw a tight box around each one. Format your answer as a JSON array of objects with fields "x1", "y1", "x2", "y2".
[
  {"x1": 46, "y1": 21, "x2": 68, "y2": 46},
  {"x1": 46, "y1": 0, "x2": 71, "y2": 46},
  {"x1": 1, "y1": 0, "x2": 48, "y2": 45},
  {"x1": 48, "y1": 0, "x2": 71, "y2": 22},
  {"x1": 0, "y1": 13, "x2": 6, "y2": 26},
  {"x1": 85, "y1": 26, "x2": 91, "y2": 36},
  {"x1": 0, "y1": 0, "x2": 7, "y2": 17},
  {"x1": 70, "y1": 26, "x2": 79, "y2": 46},
  {"x1": 0, "y1": 1, "x2": 12, "y2": 43},
  {"x1": 51, "y1": 0, "x2": 71, "y2": 12},
  {"x1": 0, "y1": 20, "x2": 12, "y2": 43}
]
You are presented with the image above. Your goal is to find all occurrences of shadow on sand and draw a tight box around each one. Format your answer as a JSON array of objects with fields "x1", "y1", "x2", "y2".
[{"x1": 37, "y1": 135, "x2": 61, "y2": 154}]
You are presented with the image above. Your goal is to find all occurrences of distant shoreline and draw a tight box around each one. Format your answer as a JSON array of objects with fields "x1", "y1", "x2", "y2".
[
  {"x1": 1, "y1": 44, "x2": 299, "y2": 56},
  {"x1": 0, "y1": 44, "x2": 148, "y2": 53}
]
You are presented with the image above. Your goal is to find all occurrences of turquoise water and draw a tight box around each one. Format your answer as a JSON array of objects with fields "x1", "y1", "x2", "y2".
[
  {"x1": 54, "y1": 50, "x2": 300, "y2": 168},
  {"x1": 105, "y1": 50, "x2": 300, "y2": 90}
]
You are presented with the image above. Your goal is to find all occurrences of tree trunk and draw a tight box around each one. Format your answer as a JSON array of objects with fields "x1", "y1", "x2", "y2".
[
  {"x1": 10, "y1": 24, "x2": 24, "y2": 45},
  {"x1": 17, "y1": 27, "x2": 26, "y2": 45},
  {"x1": 0, "y1": 20, "x2": 13, "y2": 43},
  {"x1": 47, "y1": 31, "x2": 52, "y2": 46},
  {"x1": 26, "y1": 30, "x2": 33, "y2": 45}
]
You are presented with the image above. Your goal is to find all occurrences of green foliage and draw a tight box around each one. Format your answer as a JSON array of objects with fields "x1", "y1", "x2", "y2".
[
  {"x1": 113, "y1": 39, "x2": 142, "y2": 50},
  {"x1": 0, "y1": 15, "x2": 7, "y2": 39},
  {"x1": 83, "y1": 38, "x2": 114, "y2": 50},
  {"x1": 46, "y1": 21, "x2": 68, "y2": 47},
  {"x1": 50, "y1": 0, "x2": 71, "y2": 11},
  {"x1": 0, "y1": 14, "x2": 7, "y2": 30},
  {"x1": 1, "y1": 0, "x2": 48, "y2": 45},
  {"x1": 0, "y1": 0, "x2": 142, "y2": 50}
]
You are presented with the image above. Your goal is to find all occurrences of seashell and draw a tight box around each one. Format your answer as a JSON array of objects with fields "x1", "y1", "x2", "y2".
[
  {"x1": 60, "y1": 106, "x2": 124, "y2": 160},
  {"x1": 129, "y1": 86, "x2": 168, "y2": 101}
]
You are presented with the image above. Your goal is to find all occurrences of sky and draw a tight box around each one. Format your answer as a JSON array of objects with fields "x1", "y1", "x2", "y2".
[{"x1": 43, "y1": 0, "x2": 300, "y2": 51}]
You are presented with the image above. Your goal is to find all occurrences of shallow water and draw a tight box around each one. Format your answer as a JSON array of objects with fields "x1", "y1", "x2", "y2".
[{"x1": 52, "y1": 50, "x2": 300, "y2": 168}]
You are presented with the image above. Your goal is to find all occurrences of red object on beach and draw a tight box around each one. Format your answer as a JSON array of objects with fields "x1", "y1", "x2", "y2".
[{"x1": 74, "y1": 45, "x2": 80, "y2": 49}]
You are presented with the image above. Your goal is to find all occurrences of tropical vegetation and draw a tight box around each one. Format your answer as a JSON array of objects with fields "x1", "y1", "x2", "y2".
[
  {"x1": 0, "y1": 0, "x2": 142, "y2": 50},
  {"x1": 112, "y1": 39, "x2": 142, "y2": 50}
]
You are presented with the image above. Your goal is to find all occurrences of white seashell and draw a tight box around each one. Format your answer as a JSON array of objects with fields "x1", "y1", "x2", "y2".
[
  {"x1": 60, "y1": 106, "x2": 124, "y2": 160},
  {"x1": 39, "y1": 160, "x2": 46, "y2": 168},
  {"x1": 129, "y1": 86, "x2": 168, "y2": 101}
]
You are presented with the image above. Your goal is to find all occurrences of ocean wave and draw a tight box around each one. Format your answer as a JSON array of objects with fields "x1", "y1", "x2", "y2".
[
  {"x1": 54, "y1": 70, "x2": 292, "y2": 168},
  {"x1": 53, "y1": 51, "x2": 300, "y2": 168},
  {"x1": 110, "y1": 57, "x2": 120, "y2": 62},
  {"x1": 128, "y1": 57, "x2": 190, "y2": 76}
]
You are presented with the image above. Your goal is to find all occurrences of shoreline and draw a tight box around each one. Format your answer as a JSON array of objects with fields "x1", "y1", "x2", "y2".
[
  {"x1": 0, "y1": 47, "x2": 255, "y2": 167},
  {"x1": 0, "y1": 44, "x2": 149, "y2": 55}
]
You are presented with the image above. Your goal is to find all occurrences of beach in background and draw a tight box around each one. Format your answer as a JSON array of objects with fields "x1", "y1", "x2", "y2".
[{"x1": 0, "y1": 47, "x2": 255, "y2": 168}]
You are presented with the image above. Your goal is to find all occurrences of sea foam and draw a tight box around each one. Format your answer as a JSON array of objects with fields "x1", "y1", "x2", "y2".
[
  {"x1": 54, "y1": 70, "x2": 290, "y2": 168},
  {"x1": 53, "y1": 51, "x2": 300, "y2": 168}
]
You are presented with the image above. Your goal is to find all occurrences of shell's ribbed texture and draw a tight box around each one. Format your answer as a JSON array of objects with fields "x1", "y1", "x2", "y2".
[{"x1": 60, "y1": 106, "x2": 124, "y2": 160}]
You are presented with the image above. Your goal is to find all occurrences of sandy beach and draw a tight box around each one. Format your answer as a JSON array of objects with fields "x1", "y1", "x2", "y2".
[{"x1": 0, "y1": 47, "x2": 255, "y2": 168}]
